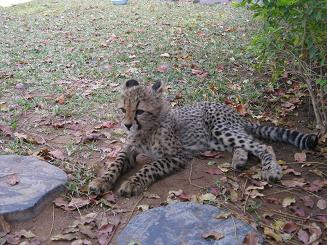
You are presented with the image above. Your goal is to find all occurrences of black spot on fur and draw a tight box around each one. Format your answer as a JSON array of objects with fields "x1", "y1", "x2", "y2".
[
  {"x1": 125, "y1": 79, "x2": 139, "y2": 88},
  {"x1": 152, "y1": 80, "x2": 162, "y2": 91}
]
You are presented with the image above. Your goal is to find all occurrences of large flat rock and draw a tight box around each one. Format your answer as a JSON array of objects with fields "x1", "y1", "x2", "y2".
[
  {"x1": 0, "y1": 155, "x2": 67, "y2": 222},
  {"x1": 117, "y1": 202, "x2": 263, "y2": 245}
]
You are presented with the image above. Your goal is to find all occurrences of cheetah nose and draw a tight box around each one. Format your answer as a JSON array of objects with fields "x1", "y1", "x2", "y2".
[{"x1": 124, "y1": 124, "x2": 132, "y2": 130}]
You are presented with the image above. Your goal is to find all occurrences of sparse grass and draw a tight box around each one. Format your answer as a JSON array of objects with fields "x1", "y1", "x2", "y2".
[
  {"x1": 0, "y1": 0, "x2": 266, "y2": 198},
  {"x1": 0, "y1": 0, "x2": 266, "y2": 190},
  {"x1": 1, "y1": 0, "x2": 261, "y2": 113}
]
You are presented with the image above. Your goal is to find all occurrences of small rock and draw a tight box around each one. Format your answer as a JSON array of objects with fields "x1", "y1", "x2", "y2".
[{"x1": 0, "y1": 155, "x2": 67, "y2": 221}]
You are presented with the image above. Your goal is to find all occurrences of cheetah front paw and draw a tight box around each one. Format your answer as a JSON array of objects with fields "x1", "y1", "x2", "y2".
[
  {"x1": 118, "y1": 180, "x2": 144, "y2": 197},
  {"x1": 88, "y1": 178, "x2": 113, "y2": 195},
  {"x1": 261, "y1": 163, "x2": 282, "y2": 182}
]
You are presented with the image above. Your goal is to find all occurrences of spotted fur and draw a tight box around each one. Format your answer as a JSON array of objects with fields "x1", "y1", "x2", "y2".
[{"x1": 89, "y1": 80, "x2": 318, "y2": 197}]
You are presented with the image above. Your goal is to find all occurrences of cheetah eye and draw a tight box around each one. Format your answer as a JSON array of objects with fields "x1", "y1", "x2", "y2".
[
  {"x1": 136, "y1": 109, "x2": 144, "y2": 115},
  {"x1": 120, "y1": 108, "x2": 126, "y2": 113}
]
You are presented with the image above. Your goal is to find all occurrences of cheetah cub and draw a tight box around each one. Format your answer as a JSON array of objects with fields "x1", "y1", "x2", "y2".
[{"x1": 89, "y1": 79, "x2": 318, "y2": 197}]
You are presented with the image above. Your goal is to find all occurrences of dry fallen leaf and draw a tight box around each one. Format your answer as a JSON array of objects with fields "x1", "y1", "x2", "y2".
[
  {"x1": 235, "y1": 103, "x2": 247, "y2": 116},
  {"x1": 143, "y1": 192, "x2": 160, "y2": 199},
  {"x1": 282, "y1": 197, "x2": 296, "y2": 208},
  {"x1": 137, "y1": 205, "x2": 149, "y2": 211},
  {"x1": 283, "y1": 168, "x2": 301, "y2": 176},
  {"x1": 266, "y1": 197, "x2": 280, "y2": 205},
  {"x1": 306, "y1": 179, "x2": 327, "y2": 192},
  {"x1": 263, "y1": 227, "x2": 282, "y2": 242},
  {"x1": 308, "y1": 223, "x2": 322, "y2": 244},
  {"x1": 157, "y1": 64, "x2": 170, "y2": 73},
  {"x1": 0, "y1": 101, "x2": 9, "y2": 111},
  {"x1": 282, "y1": 222, "x2": 298, "y2": 234},
  {"x1": 281, "y1": 178, "x2": 306, "y2": 188},
  {"x1": 160, "y1": 53, "x2": 170, "y2": 57},
  {"x1": 53, "y1": 197, "x2": 74, "y2": 211},
  {"x1": 16, "y1": 229, "x2": 36, "y2": 239},
  {"x1": 298, "y1": 229, "x2": 309, "y2": 243},
  {"x1": 317, "y1": 199, "x2": 326, "y2": 210},
  {"x1": 310, "y1": 169, "x2": 324, "y2": 177},
  {"x1": 0, "y1": 216, "x2": 11, "y2": 234},
  {"x1": 4, "y1": 234, "x2": 20, "y2": 244},
  {"x1": 94, "y1": 121, "x2": 117, "y2": 129},
  {"x1": 243, "y1": 232, "x2": 260, "y2": 245},
  {"x1": 6, "y1": 174, "x2": 20, "y2": 186},
  {"x1": 301, "y1": 196, "x2": 314, "y2": 208},
  {"x1": 289, "y1": 206, "x2": 306, "y2": 217},
  {"x1": 199, "y1": 193, "x2": 216, "y2": 202},
  {"x1": 68, "y1": 197, "x2": 91, "y2": 209},
  {"x1": 78, "y1": 225, "x2": 96, "y2": 239},
  {"x1": 245, "y1": 185, "x2": 265, "y2": 199},
  {"x1": 215, "y1": 211, "x2": 231, "y2": 220},
  {"x1": 200, "y1": 151, "x2": 224, "y2": 159},
  {"x1": 55, "y1": 94, "x2": 66, "y2": 105},
  {"x1": 102, "y1": 192, "x2": 116, "y2": 204},
  {"x1": 191, "y1": 69, "x2": 208, "y2": 79},
  {"x1": 14, "y1": 132, "x2": 45, "y2": 145},
  {"x1": 72, "y1": 213, "x2": 97, "y2": 227},
  {"x1": 229, "y1": 189, "x2": 239, "y2": 202},
  {"x1": 51, "y1": 233, "x2": 78, "y2": 241},
  {"x1": 107, "y1": 144, "x2": 122, "y2": 159},
  {"x1": 294, "y1": 152, "x2": 306, "y2": 162},
  {"x1": 49, "y1": 149, "x2": 65, "y2": 160},
  {"x1": 71, "y1": 239, "x2": 92, "y2": 245},
  {"x1": 0, "y1": 124, "x2": 13, "y2": 137},
  {"x1": 216, "y1": 64, "x2": 224, "y2": 73},
  {"x1": 202, "y1": 231, "x2": 224, "y2": 240},
  {"x1": 80, "y1": 133, "x2": 103, "y2": 143}
]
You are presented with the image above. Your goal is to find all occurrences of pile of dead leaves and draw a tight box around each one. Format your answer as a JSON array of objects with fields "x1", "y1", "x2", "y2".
[
  {"x1": 0, "y1": 217, "x2": 40, "y2": 245},
  {"x1": 50, "y1": 212, "x2": 120, "y2": 245}
]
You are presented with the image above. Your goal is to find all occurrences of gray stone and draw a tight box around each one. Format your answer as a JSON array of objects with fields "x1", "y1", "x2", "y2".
[
  {"x1": 0, "y1": 155, "x2": 67, "y2": 222},
  {"x1": 117, "y1": 202, "x2": 263, "y2": 245}
]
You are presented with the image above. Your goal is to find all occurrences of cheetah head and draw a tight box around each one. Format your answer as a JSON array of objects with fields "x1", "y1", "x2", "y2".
[{"x1": 118, "y1": 79, "x2": 165, "y2": 131}]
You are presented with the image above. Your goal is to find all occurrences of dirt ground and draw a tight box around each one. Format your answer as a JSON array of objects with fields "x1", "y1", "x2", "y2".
[{"x1": 10, "y1": 139, "x2": 327, "y2": 244}]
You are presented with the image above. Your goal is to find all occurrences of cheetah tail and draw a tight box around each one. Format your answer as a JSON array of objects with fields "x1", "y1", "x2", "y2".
[{"x1": 245, "y1": 124, "x2": 318, "y2": 150}]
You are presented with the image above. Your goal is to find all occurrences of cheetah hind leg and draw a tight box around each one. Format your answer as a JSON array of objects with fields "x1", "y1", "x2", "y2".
[
  {"x1": 232, "y1": 147, "x2": 248, "y2": 170},
  {"x1": 260, "y1": 146, "x2": 282, "y2": 182}
]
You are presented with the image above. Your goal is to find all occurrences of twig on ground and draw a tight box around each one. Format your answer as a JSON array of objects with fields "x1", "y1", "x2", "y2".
[
  {"x1": 118, "y1": 195, "x2": 144, "y2": 240},
  {"x1": 126, "y1": 194, "x2": 144, "y2": 225},
  {"x1": 288, "y1": 161, "x2": 327, "y2": 166},
  {"x1": 48, "y1": 204, "x2": 55, "y2": 238},
  {"x1": 231, "y1": 215, "x2": 240, "y2": 245},
  {"x1": 264, "y1": 189, "x2": 290, "y2": 196},
  {"x1": 273, "y1": 184, "x2": 322, "y2": 199},
  {"x1": 243, "y1": 193, "x2": 250, "y2": 213},
  {"x1": 260, "y1": 207, "x2": 323, "y2": 222},
  {"x1": 177, "y1": 176, "x2": 204, "y2": 181},
  {"x1": 188, "y1": 162, "x2": 205, "y2": 189},
  {"x1": 107, "y1": 219, "x2": 121, "y2": 245},
  {"x1": 241, "y1": 178, "x2": 248, "y2": 200},
  {"x1": 47, "y1": 134, "x2": 66, "y2": 142},
  {"x1": 108, "y1": 209, "x2": 133, "y2": 214}
]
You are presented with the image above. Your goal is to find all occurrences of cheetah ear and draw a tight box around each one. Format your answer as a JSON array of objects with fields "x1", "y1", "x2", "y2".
[
  {"x1": 152, "y1": 80, "x2": 164, "y2": 94},
  {"x1": 125, "y1": 79, "x2": 139, "y2": 89}
]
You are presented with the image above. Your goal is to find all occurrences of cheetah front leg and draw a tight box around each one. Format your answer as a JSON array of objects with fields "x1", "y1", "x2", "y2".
[
  {"x1": 88, "y1": 146, "x2": 137, "y2": 195},
  {"x1": 119, "y1": 157, "x2": 187, "y2": 197}
]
